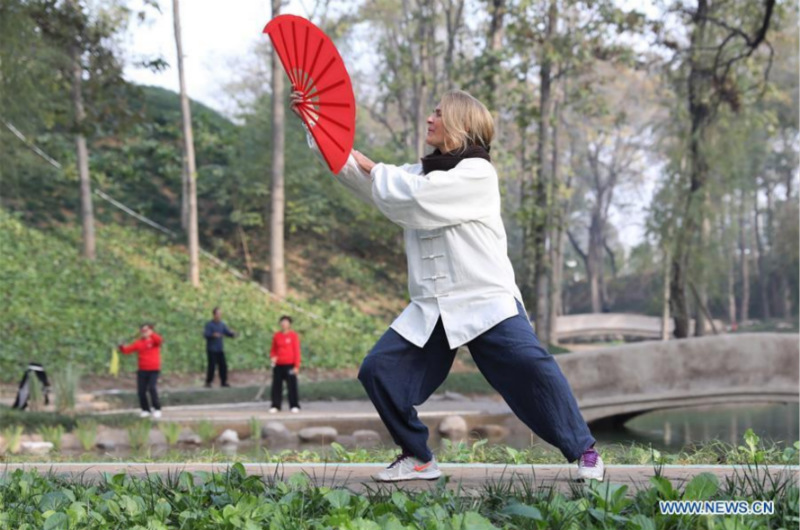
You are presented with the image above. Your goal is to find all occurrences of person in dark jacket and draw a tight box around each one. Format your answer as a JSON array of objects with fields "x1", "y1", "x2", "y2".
[{"x1": 203, "y1": 307, "x2": 236, "y2": 387}]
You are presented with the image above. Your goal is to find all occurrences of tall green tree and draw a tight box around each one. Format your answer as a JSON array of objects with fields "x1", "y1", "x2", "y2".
[
  {"x1": 662, "y1": 0, "x2": 777, "y2": 337},
  {"x1": 23, "y1": 0, "x2": 139, "y2": 259}
]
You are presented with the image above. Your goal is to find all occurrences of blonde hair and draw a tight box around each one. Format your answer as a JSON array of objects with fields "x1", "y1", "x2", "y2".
[{"x1": 439, "y1": 89, "x2": 494, "y2": 153}]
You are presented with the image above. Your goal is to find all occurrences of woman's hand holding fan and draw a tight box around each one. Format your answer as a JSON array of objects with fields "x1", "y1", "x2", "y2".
[{"x1": 264, "y1": 15, "x2": 356, "y2": 174}]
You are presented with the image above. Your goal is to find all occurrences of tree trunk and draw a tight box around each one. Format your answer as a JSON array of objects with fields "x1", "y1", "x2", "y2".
[
  {"x1": 587, "y1": 212, "x2": 603, "y2": 313},
  {"x1": 181, "y1": 159, "x2": 188, "y2": 229},
  {"x1": 670, "y1": 0, "x2": 710, "y2": 338},
  {"x1": 547, "y1": 100, "x2": 562, "y2": 344},
  {"x1": 723, "y1": 205, "x2": 737, "y2": 326},
  {"x1": 443, "y1": 0, "x2": 465, "y2": 88},
  {"x1": 695, "y1": 210, "x2": 710, "y2": 336},
  {"x1": 173, "y1": 0, "x2": 200, "y2": 287},
  {"x1": 753, "y1": 190, "x2": 770, "y2": 319},
  {"x1": 71, "y1": 42, "x2": 95, "y2": 261},
  {"x1": 484, "y1": 0, "x2": 506, "y2": 112},
  {"x1": 738, "y1": 191, "x2": 750, "y2": 322},
  {"x1": 532, "y1": 0, "x2": 557, "y2": 343},
  {"x1": 779, "y1": 274, "x2": 792, "y2": 318},
  {"x1": 269, "y1": 0, "x2": 287, "y2": 298},
  {"x1": 661, "y1": 248, "x2": 671, "y2": 340}
]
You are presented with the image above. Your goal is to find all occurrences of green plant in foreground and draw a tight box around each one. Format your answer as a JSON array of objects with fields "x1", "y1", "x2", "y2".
[
  {"x1": 1, "y1": 425, "x2": 24, "y2": 454},
  {"x1": 0, "y1": 462, "x2": 795, "y2": 529},
  {"x1": 127, "y1": 420, "x2": 152, "y2": 451},
  {"x1": 39, "y1": 425, "x2": 65, "y2": 451},
  {"x1": 74, "y1": 419, "x2": 97, "y2": 451},
  {"x1": 158, "y1": 422, "x2": 182, "y2": 447},
  {"x1": 195, "y1": 420, "x2": 218, "y2": 444}
]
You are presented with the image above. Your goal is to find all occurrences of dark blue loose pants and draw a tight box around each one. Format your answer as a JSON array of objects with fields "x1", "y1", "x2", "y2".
[{"x1": 358, "y1": 301, "x2": 596, "y2": 463}]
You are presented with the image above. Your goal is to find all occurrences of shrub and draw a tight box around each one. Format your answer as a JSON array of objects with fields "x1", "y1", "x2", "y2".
[
  {"x1": 127, "y1": 420, "x2": 152, "y2": 451},
  {"x1": 158, "y1": 422, "x2": 182, "y2": 447},
  {"x1": 74, "y1": 419, "x2": 98, "y2": 451}
]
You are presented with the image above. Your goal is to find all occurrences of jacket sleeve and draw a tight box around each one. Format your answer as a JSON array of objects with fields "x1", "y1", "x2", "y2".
[
  {"x1": 305, "y1": 129, "x2": 374, "y2": 206},
  {"x1": 150, "y1": 333, "x2": 162, "y2": 347},
  {"x1": 203, "y1": 322, "x2": 213, "y2": 339},
  {"x1": 370, "y1": 159, "x2": 500, "y2": 230},
  {"x1": 223, "y1": 324, "x2": 235, "y2": 338},
  {"x1": 269, "y1": 334, "x2": 277, "y2": 360},
  {"x1": 119, "y1": 339, "x2": 141, "y2": 355},
  {"x1": 293, "y1": 333, "x2": 301, "y2": 369}
]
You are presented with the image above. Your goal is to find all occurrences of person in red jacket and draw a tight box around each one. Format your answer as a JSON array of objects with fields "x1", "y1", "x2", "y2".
[
  {"x1": 119, "y1": 323, "x2": 163, "y2": 419},
  {"x1": 269, "y1": 315, "x2": 301, "y2": 413}
]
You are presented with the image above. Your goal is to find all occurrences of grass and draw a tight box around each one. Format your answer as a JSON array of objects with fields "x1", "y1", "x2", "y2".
[
  {"x1": 1, "y1": 425, "x2": 24, "y2": 454},
  {"x1": 74, "y1": 419, "x2": 98, "y2": 451},
  {"x1": 158, "y1": 422, "x2": 183, "y2": 447},
  {"x1": 194, "y1": 420, "x2": 219, "y2": 444},
  {"x1": 0, "y1": 461, "x2": 795, "y2": 529},
  {"x1": 126, "y1": 420, "x2": 152, "y2": 451},
  {"x1": 0, "y1": 210, "x2": 382, "y2": 382},
  {"x1": 1, "y1": 210, "x2": 574, "y2": 385},
  {"x1": 38, "y1": 425, "x2": 65, "y2": 452}
]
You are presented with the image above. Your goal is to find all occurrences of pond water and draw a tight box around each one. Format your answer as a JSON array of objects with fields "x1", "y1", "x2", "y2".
[{"x1": 595, "y1": 402, "x2": 799, "y2": 451}]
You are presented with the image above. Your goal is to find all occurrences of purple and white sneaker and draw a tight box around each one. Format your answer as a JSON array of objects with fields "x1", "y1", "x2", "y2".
[{"x1": 577, "y1": 446, "x2": 604, "y2": 481}]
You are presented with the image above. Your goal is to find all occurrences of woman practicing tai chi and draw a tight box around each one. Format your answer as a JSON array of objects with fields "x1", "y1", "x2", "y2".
[{"x1": 291, "y1": 89, "x2": 603, "y2": 483}]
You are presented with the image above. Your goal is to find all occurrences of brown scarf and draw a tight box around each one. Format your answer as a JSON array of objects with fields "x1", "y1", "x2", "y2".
[{"x1": 420, "y1": 144, "x2": 491, "y2": 175}]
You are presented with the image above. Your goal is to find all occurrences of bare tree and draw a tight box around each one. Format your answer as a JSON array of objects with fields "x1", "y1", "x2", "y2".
[
  {"x1": 173, "y1": 0, "x2": 200, "y2": 287},
  {"x1": 738, "y1": 190, "x2": 750, "y2": 322},
  {"x1": 68, "y1": 1, "x2": 95, "y2": 261},
  {"x1": 753, "y1": 184, "x2": 771, "y2": 319},
  {"x1": 269, "y1": 0, "x2": 287, "y2": 297}
]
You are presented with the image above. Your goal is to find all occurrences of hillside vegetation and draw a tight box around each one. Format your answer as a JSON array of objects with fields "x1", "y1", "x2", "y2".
[{"x1": 1, "y1": 210, "x2": 385, "y2": 382}]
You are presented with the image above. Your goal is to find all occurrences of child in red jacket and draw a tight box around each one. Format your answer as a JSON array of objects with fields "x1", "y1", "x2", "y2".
[
  {"x1": 269, "y1": 315, "x2": 301, "y2": 413},
  {"x1": 119, "y1": 323, "x2": 163, "y2": 419}
]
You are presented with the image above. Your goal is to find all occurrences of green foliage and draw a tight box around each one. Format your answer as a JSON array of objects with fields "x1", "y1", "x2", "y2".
[
  {"x1": 52, "y1": 363, "x2": 80, "y2": 414},
  {"x1": 158, "y1": 422, "x2": 183, "y2": 447},
  {"x1": 194, "y1": 420, "x2": 218, "y2": 445},
  {"x1": 0, "y1": 462, "x2": 795, "y2": 529},
  {"x1": 126, "y1": 420, "x2": 151, "y2": 452},
  {"x1": 2, "y1": 425, "x2": 24, "y2": 454},
  {"x1": 0, "y1": 211, "x2": 383, "y2": 381},
  {"x1": 248, "y1": 417, "x2": 261, "y2": 442},
  {"x1": 39, "y1": 425, "x2": 65, "y2": 452},
  {"x1": 74, "y1": 420, "x2": 97, "y2": 452},
  {"x1": 27, "y1": 373, "x2": 44, "y2": 412}
]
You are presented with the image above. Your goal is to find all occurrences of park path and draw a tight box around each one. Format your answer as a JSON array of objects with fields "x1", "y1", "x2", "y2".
[
  {"x1": 3, "y1": 462, "x2": 797, "y2": 495},
  {"x1": 96, "y1": 396, "x2": 513, "y2": 423}
]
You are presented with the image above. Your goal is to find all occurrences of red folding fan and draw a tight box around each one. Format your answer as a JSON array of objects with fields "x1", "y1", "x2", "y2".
[{"x1": 264, "y1": 15, "x2": 356, "y2": 175}]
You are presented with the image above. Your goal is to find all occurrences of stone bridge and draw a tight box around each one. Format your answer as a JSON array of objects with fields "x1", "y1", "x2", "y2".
[
  {"x1": 554, "y1": 333, "x2": 799, "y2": 425},
  {"x1": 555, "y1": 313, "x2": 725, "y2": 341}
]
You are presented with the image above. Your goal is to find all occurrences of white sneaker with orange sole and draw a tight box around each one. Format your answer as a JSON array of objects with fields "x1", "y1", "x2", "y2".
[{"x1": 373, "y1": 453, "x2": 442, "y2": 482}]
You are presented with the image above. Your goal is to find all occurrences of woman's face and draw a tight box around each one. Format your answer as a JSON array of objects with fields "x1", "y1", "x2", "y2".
[{"x1": 426, "y1": 104, "x2": 446, "y2": 151}]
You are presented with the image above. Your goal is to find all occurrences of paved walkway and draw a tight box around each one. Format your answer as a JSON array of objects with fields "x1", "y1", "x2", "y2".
[
  {"x1": 4, "y1": 463, "x2": 797, "y2": 495},
  {"x1": 98, "y1": 397, "x2": 512, "y2": 423}
]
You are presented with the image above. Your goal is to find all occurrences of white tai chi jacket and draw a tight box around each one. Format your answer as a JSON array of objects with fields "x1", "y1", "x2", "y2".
[{"x1": 308, "y1": 134, "x2": 524, "y2": 349}]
